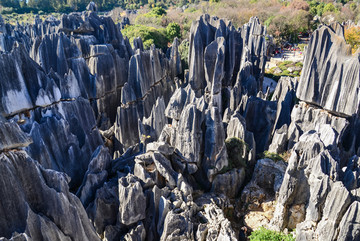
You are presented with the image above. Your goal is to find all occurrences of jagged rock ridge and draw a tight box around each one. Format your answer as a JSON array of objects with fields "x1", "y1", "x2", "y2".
[{"x1": 1, "y1": 4, "x2": 360, "y2": 241}]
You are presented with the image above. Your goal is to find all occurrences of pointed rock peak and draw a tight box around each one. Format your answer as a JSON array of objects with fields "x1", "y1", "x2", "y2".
[
  {"x1": 328, "y1": 22, "x2": 344, "y2": 37},
  {"x1": 133, "y1": 37, "x2": 144, "y2": 52},
  {"x1": 86, "y1": 2, "x2": 98, "y2": 12}
]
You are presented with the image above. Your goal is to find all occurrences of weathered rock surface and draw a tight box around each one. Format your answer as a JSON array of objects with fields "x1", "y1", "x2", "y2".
[
  {"x1": 241, "y1": 158, "x2": 287, "y2": 230},
  {"x1": 297, "y1": 23, "x2": 360, "y2": 117},
  {"x1": 0, "y1": 120, "x2": 32, "y2": 151},
  {"x1": 24, "y1": 98, "x2": 104, "y2": 188},
  {"x1": 188, "y1": 15, "x2": 266, "y2": 94},
  {"x1": 0, "y1": 150, "x2": 100, "y2": 241},
  {"x1": 118, "y1": 174, "x2": 146, "y2": 226},
  {"x1": 6, "y1": 7, "x2": 346, "y2": 241}
]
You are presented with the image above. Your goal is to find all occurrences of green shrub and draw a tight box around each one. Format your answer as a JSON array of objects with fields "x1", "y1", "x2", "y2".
[
  {"x1": 292, "y1": 71, "x2": 299, "y2": 76},
  {"x1": 264, "y1": 15, "x2": 275, "y2": 27},
  {"x1": 249, "y1": 227, "x2": 295, "y2": 241},
  {"x1": 323, "y1": 3, "x2": 336, "y2": 13},
  {"x1": 295, "y1": 61, "x2": 303, "y2": 67},
  {"x1": 281, "y1": 70, "x2": 291, "y2": 76},
  {"x1": 350, "y1": 2, "x2": 357, "y2": 11},
  {"x1": 122, "y1": 24, "x2": 168, "y2": 50},
  {"x1": 166, "y1": 22, "x2": 181, "y2": 42},
  {"x1": 278, "y1": 64, "x2": 287, "y2": 71},
  {"x1": 224, "y1": 137, "x2": 249, "y2": 170},
  {"x1": 262, "y1": 151, "x2": 284, "y2": 162},
  {"x1": 148, "y1": 6, "x2": 166, "y2": 17}
]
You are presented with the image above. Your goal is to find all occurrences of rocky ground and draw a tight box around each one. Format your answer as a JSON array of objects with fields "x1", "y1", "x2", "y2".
[{"x1": 0, "y1": 2, "x2": 359, "y2": 241}]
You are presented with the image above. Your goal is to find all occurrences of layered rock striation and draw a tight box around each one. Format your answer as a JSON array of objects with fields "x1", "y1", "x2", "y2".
[{"x1": 1, "y1": 4, "x2": 360, "y2": 241}]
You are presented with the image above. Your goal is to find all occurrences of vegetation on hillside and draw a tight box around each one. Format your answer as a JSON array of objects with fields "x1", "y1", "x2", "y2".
[
  {"x1": 249, "y1": 227, "x2": 295, "y2": 241},
  {"x1": 2, "y1": 0, "x2": 360, "y2": 51}
]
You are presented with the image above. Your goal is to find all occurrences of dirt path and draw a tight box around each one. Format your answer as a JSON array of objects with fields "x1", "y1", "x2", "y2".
[{"x1": 266, "y1": 50, "x2": 304, "y2": 69}]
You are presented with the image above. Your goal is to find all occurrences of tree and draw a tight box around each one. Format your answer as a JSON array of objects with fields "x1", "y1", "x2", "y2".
[
  {"x1": 0, "y1": 0, "x2": 20, "y2": 9},
  {"x1": 289, "y1": 0, "x2": 309, "y2": 11},
  {"x1": 323, "y1": 3, "x2": 336, "y2": 13},
  {"x1": 345, "y1": 26, "x2": 360, "y2": 53},
  {"x1": 122, "y1": 24, "x2": 168, "y2": 50},
  {"x1": 350, "y1": 2, "x2": 357, "y2": 12},
  {"x1": 166, "y1": 22, "x2": 181, "y2": 42},
  {"x1": 150, "y1": 6, "x2": 166, "y2": 17}
]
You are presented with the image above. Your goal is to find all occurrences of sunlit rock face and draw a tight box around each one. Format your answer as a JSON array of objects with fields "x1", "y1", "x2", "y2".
[
  {"x1": 2, "y1": 2, "x2": 360, "y2": 240},
  {"x1": 297, "y1": 23, "x2": 360, "y2": 117}
]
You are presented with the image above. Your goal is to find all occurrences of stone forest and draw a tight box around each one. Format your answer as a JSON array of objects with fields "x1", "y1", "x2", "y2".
[{"x1": 0, "y1": 1, "x2": 360, "y2": 241}]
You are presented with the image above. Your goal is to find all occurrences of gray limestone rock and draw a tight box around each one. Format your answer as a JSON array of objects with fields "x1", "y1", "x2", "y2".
[
  {"x1": 118, "y1": 174, "x2": 146, "y2": 226},
  {"x1": 169, "y1": 38, "x2": 182, "y2": 79},
  {"x1": 287, "y1": 102, "x2": 349, "y2": 149},
  {"x1": 24, "y1": 98, "x2": 103, "y2": 188},
  {"x1": 0, "y1": 120, "x2": 32, "y2": 152},
  {"x1": 270, "y1": 128, "x2": 344, "y2": 236},
  {"x1": 343, "y1": 156, "x2": 360, "y2": 190},
  {"x1": 315, "y1": 182, "x2": 352, "y2": 241},
  {"x1": 211, "y1": 168, "x2": 245, "y2": 198},
  {"x1": 226, "y1": 112, "x2": 256, "y2": 160},
  {"x1": 86, "y1": 2, "x2": 98, "y2": 12},
  {"x1": 77, "y1": 145, "x2": 111, "y2": 208},
  {"x1": 142, "y1": 97, "x2": 166, "y2": 141},
  {"x1": 297, "y1": 24, "x2": 360, "y2": 117},
  {"x1": 160, "y1": 210, "x2": 194, "y2": 240},
  {"x1": 174, "y1": 104, "x2": 203, "y2": 164},
  {"x1": 243, "y1": 96, "x2": 277, "y2": 153},
  {"x1": 0, "y1": 44, "x2": 61, "y2": 116},
  {"x1": 204, "y1": 37, "x2": 225, "y2": 95},
  {"x1": 114, "y1": 104, "x2": 140, "y2": 152},
  {"x1": 337, "y1": 201, "x2": 360, "y2": 241},
  {"x1": 124, "y1": 222, "x2": 146, "y2": 241},
  {"x1": 268, "y1": 124, "x2": 288, "y2": 154},
  {"x1": 188, "y1": 14, "x2": 266, "y2": 95},
  {"x1": 199, "y1": 203, "x2": 237, "y2": 241},
  {"x1": 241, "y1": 158, "x2": 287, "y2": 212},
  {"x1": 152, "y1": 152, "x2": 178, "y2": 188},
  {"x1": 0, "y1": 151, "x2": 100, "y2": 241},
  {"x1": 146, "y1": 142, "x2": 174, "y2": 156},
  {"x1": 203, "y1": 106, "x2": 228, "y2": 181},
  {"x1": 86, "y1": 180, "x2": 119, "y2": 235},
  {"x1": 165, "y1": 87, "x2": 187, "y2": 121},
  {"x1": 271, "y1": 77, "x2": 298, "y2": 134}
]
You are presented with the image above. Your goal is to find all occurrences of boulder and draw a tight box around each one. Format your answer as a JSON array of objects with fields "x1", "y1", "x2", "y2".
[{"x1": 211, "y1": 168, "x2": 245, "y2": 198}]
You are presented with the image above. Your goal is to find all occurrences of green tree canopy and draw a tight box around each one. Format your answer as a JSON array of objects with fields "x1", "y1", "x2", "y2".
[{"x1": 166, "y1": 22, "x2": 181, "y2": 42}]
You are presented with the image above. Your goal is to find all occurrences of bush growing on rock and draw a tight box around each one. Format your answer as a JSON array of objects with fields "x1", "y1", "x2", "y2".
[
  {"x1": 166, "y1": 22, "x2": 181, "y2": 42},
  {"x1": 224, "y1": 137, "x2": 248, "y2": 169},
  {"x1": 262, "y1": 151, "x2": 284, "y2": 162}
]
